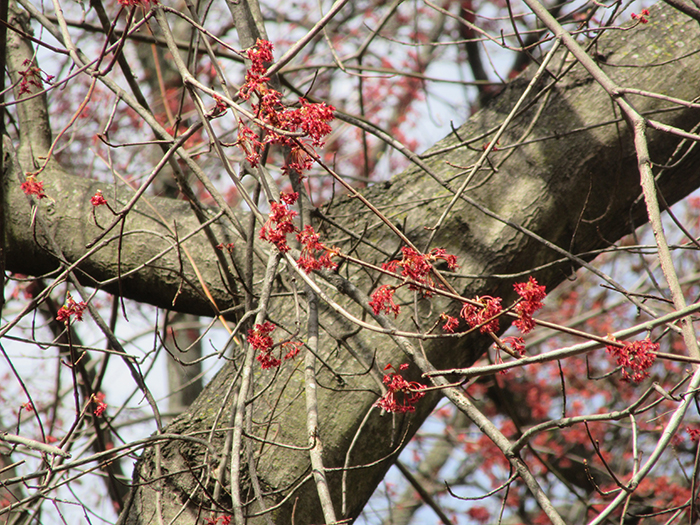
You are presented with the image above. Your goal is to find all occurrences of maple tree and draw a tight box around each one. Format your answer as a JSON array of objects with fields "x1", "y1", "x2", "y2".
[{"x1": 2, "y1": 0, "x2": 700, "y2": 524}]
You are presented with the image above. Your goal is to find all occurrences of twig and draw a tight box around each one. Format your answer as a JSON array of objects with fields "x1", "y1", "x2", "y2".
[{"x1": 0, "y1": 432, "x2": 71, "y2": 458}]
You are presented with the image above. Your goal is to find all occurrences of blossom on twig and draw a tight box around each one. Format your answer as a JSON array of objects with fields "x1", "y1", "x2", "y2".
[
  {"x1": 375, "y1": 363, "x2": 426, "y2": 413},
  {"x1": 369, "y1": 285, "x2": 401, "y2": 317},
  {"x1": 281, "y1": 341, "x2": 302, "y2": 360},
  {"x1": 606, "y1": 338, "x2": 658, "y2": 383},
  {"x1": 503, "y1": 336, "x2": 526, "y2": 356},
  {"x1": 56, "y1": 293, "x2": 87, "y2": 324},
  {"x1": 296, "y1": 225, "x2": 338, "y2": 273},
  {"x1": 21, "y1": 175, "x2": 46, "y2": 199},
  {"x1": 248, "y1": 322, "x2": 279, "y2": 369},
  {"x1": 248, "y1": 322, "x2": 302, "y2": 369},
  {"x1": 92, "y1": 392, "x2": 107, "y2": 417},
  {"x1": 440, "y1": 313, "x2": 459, "y2": 333},
  {"x1": 382, "y1": 247, "x2": 458, "y2": 296},
  {"x1": 460, "y1": 296, "x2": 502, "y2": 333},
  {"x1": 235, "y1": 120, "x2": 263, "y2": 167},
  {"x1": 259, "y1": 193, "x2": 298, "y2": 253},
  {"x1": 235, "y1": 39, "x2": 335, "y2": 175},
  {"x1": 513, "y1": 277, "x2": 546, "y2": 333},
  {"x1": 90, "y1": 190, "x2": 108, "y2": 207},
  {"x1": 631, "y1": 8, "x2": 650, "y2": 23},
  {"x1": 17, "y1": 59, "x2": 54, "y2": 96},
  {"x1": 215, "y1": 243, "x2": 235, "y2": 253}
]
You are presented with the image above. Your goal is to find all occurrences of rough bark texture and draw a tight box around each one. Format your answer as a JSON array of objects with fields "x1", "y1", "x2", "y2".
[{"x1": 4, "y1": 2, "x2": 700, "y2": 524}]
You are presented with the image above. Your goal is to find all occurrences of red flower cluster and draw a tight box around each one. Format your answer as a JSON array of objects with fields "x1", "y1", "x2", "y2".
[
  {"x1": 492, "y1": 336, "x2": 526, "y2": 372},
  {"x1": 91, "y1": 190, "x2": 107, "y2": 207},
  {"x1": 631, "y1": 8, "x2": 650, "y2": 23},
  {"x1": 287, "y1": 98, "x2": 335, "y2": 147},
  {"x1": 247, "y1": 322, "x2": 302, "y2": 369},
  {"x1": 235, "y1": 120, "x2": 263, "y2": 167},
  {"x1": 212, "y1": 95, "x2": 228, "y2": 116},
  {"x1": 259, "y1": 193, "x2": 338, "y2": 271},
  {"x1": 502, "y1": 336, "x2": 526, "y2": 356},
  {"x1": 281, "y1": 341, "x2": 302, "y2": 360},
  {"x1": 375, "y1": 363, "x2": 426, "y2": 413},
  {"x1": 17, "y1": 59, "x2": 54, "y2": 96},
  {"x1": 296, "y1": 225, "x2": 338, "y2": 273},
  {"x1": 259, "y1": 192, "x2": 299, "y2": 252},
  {"x1": 215, "y1": 242, "x2": 235, "y2": 253},
  {"x1": 369, "y1": 285, "x2": 401, "y2": 317},
  {"x1": 117, "y1": 0, "x2": 153, "y2": 9},
  {"x1": 382, "y1": 247, "x2": 458, "y2": 295},
  {"x1": 56, "y1": 293, "x2": 87, "y2": 324},
  {"x1": 248, "y1": 322, "x2": 279, "y2": 369},
  {"x1": 116, "y1": 0, "x2": 153, "y2": 8},
  {"x1": 440, "y1": 313, "x2": 459, "y2": 333},
  {"x1": 21, "y1": 175, "x2": 46, "y2": 199},
  {"x1": 204, "y1": 516, "x2": 231, "y2": 525},
  {"x1": 467, "y1": 506, "x2": 491, "y2": 524},
  {"x1": 687, "y1": 427, "x2": 700, "y2": 442},
  {"x1": 239, "y1": 39, "x2": 274, "y2": 100},
  {"x1": 461, "y1": 296, "x2": 503, "y2": 333},
  {"x1": 513, "y1": 277, "x2": 546, "y2": 333},
  {"x1": 606, "y1": 338, "x2": 658, "y2": 383},
  {"x1": 235, "y1": 40, "x2": 335, "y2": 174},
  {"x1": 92, "y1": 392, "x2": 107, "y2": 417}
]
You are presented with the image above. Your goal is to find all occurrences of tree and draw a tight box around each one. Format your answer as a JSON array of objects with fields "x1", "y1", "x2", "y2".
[{"x1": 2, "y1": 0, "x2": 700, "y2": 523}]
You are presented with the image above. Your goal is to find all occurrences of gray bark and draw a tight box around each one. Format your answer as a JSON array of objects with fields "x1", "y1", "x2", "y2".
[{"x1": 4, "y1": 2, "x2": 700, "y2": 523}]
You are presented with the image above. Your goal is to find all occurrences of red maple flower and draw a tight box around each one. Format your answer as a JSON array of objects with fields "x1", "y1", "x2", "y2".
[
  {"x1": 513, "y1": 277, "x2": 546, "y2": 333},
  {"x1": 259, "y1": 194, "x2": 298, "y2": 252},
  {"x1": 235, "y1": 120, "x2": 263, "y2": 167},
  {"x1": 247, "y1": 39, "x2": 274, "y2": 74},
  {"x1": 440, "y1": 313, "x2": 459, "y2": 333},
  {"x1": 428, "y1": 248, "x2": 459, "y2": 271},
  {"x1": 284, "y1": 98, "x2": 336, "y2": 147},
  {"x1": 467, "y1": 506, "x2": 491, "y2": 524},
  {"x1": 248, "y1": 322, "x2": 275, "y2": 351},
  {"x1": 117, "y1": 0, "x2": 152, "y2": 6},
  {"x1": 687, "y1": 427, "x2": 700, "y2": 442},
  {"x1": 21, "y1": 175, "x2": 46, "y2": 199},
  {"x1": 397, "y1": 247, "x2": 433, "y2": 285},
  {"x1": 56, "y1": 292, "x2": 87, "y2": 324},
  {"x1": 369, "y1": 285, "x2": 401, "y2": 317},
  {"x1": 17, "y1": 60, "x2": 54, "y2": 96},
  {"x1": 283, "y1": 145, "x2": 315, "y2": 174},
  {"x1": 375, "y1": 364, "x2": 426, "y2": 413},
  {"x1": 91, "y1": 190, "x2": 107, "y2": 206},
  {"x1": 235, "y1": 39, "x2": 335, "y2": 178},
  {"x1": 248, "y1": 322, "x2": 280, "y2": 369},
  {"x1": 606, "y1": 338, "x2": 658, "y2": 383},
  {"x1": 296, "y1": 225, "x2": 338, "y2": 273},
  {"x1": 257, "y1": 352, "x2": 281, "y2": 369},
  {"x1": 215, "y1": 243, "x2": 235, "y2": 253},
  {"x1": 280, "y1": 192, "x2": 299, "y2": 205},
  {"x1": 212, "y1": 95, "x2": 228, "y2": 116},
  {"x1": 631, "y1": 8, "x2": 650, "y2": 23},
  {"x1": 281, "y1": 341, "x2": 302, "y2": 360},
  {"x1": 460, "y1": 296, "x2": 502, "y2": 333},
  {"x1": 503, "y1": 336, "x2": 526, "y2": 356},
  {"x1": 238, "y1": 40, "x2": 274, "y2": 100},
  {"x1": 382, "y1": 247, "x2": 458, "y2": 295},
  {"x1": 204, "y1": 515, "x2": 232, "y2": 525},
  {"x1": 92, "y1": 392, "x2": 107, "y2": 417}
]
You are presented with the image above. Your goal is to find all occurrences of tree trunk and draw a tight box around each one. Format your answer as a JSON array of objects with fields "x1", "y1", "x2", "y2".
[{"x1": 4, "y1": 2, "x2": 700, "y2": 523}]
